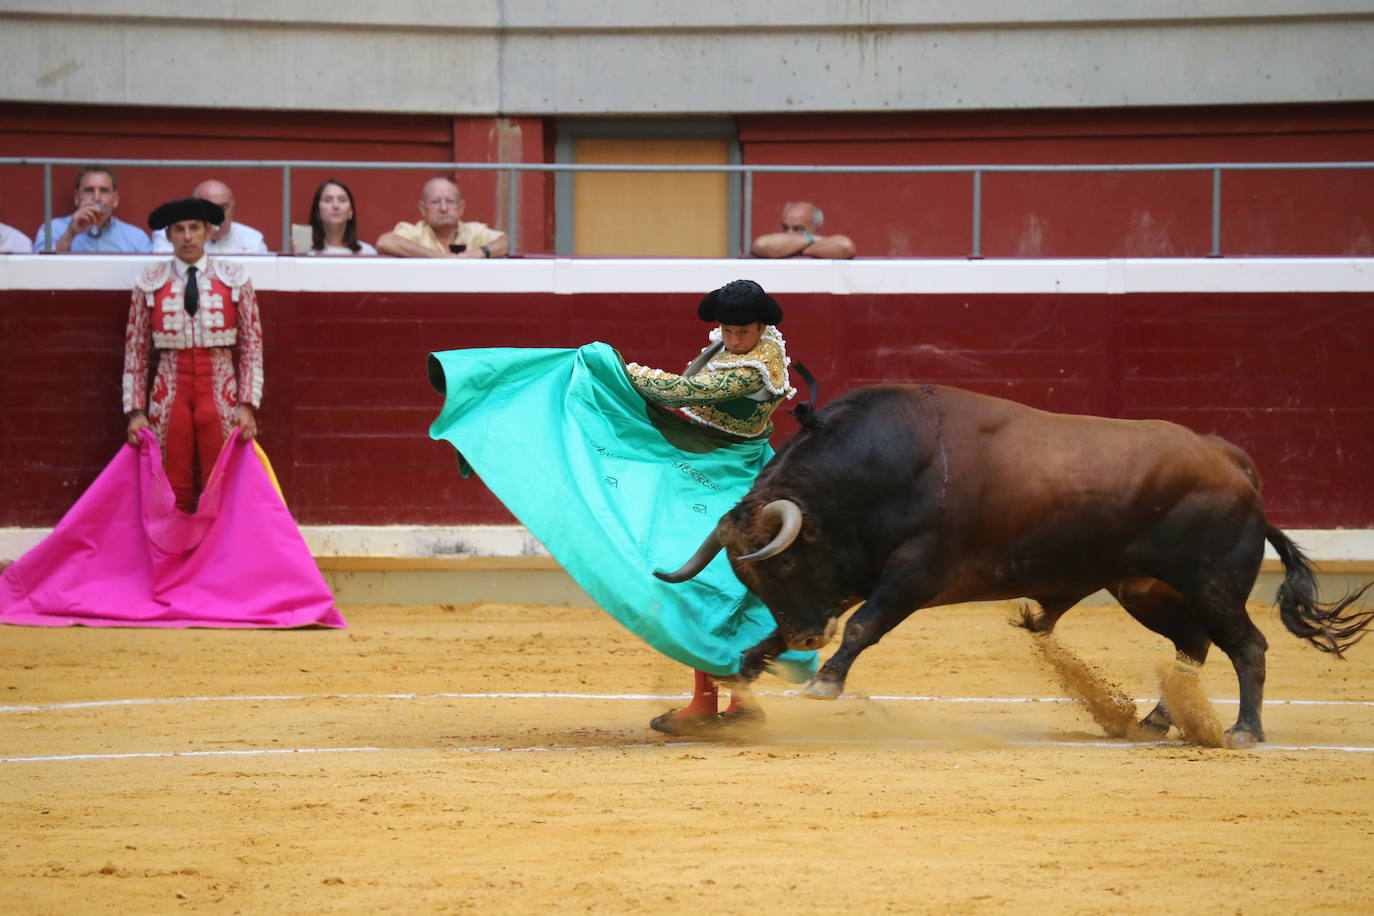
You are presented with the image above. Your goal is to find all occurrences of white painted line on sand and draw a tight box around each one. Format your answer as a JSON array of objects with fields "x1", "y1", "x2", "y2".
[
  {"x1": 3, "y1": 738, "x2": 1371, "y2": 765},
  {"x1": 3, "y1": 691, "x2": 1372, "y2": 714}
]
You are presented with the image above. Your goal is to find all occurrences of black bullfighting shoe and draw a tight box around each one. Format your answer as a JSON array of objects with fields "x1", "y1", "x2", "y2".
[
  {"x1": 649, "y1": 707, "x2": 718, "y2": 736},
  {"x1": 648, "y1": 704, "x2": 767, "y2": 736}
]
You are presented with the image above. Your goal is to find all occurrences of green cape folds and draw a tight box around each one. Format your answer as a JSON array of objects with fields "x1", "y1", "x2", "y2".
[{"x1": 426, "y1": 343, "x2": 816, "y2": 680}]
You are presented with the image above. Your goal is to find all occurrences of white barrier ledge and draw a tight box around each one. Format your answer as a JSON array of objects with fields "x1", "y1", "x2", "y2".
[
  {"x1": 3, "y1": 256, "x2": 1374, "y2": 295},
  {"x1": 3, "y1": 525, "x2": 1373, "y2": 568}
]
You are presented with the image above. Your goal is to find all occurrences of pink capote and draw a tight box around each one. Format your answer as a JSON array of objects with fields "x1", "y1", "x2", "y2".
[{"x1": 0, "y1": 429, "x2": 345, "y2": 629}]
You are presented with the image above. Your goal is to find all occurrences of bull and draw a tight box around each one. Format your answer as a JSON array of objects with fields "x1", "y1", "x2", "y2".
[{"x1": 658, "y1": 384, "x2": 1373, "y2": 745}]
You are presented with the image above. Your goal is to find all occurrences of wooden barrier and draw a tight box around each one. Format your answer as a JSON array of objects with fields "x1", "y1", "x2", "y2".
[{"x1": 3, "y1": 256, "x2": 1372, "y2": 530}]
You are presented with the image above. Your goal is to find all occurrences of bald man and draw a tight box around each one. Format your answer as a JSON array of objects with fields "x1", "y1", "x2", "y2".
[
  {"x1": 750, "y1": 200, "x2": 855, "y2": 259},
  {"x1": 376, "y1": 177, "x2": 508, "y2": 258},
  {"x1": 153, "y1": 179, "x2": 269, "y2": 255}
]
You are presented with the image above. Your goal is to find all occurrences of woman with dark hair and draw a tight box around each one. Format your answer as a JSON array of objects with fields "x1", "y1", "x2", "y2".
[{"x1": 307, "y1": 179, "x2": 375, "y2": 255}]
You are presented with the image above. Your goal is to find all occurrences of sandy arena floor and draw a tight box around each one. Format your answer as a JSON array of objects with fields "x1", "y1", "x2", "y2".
[{"x1": 2, "y1": 599, "x2": 1372, "y2": 914}]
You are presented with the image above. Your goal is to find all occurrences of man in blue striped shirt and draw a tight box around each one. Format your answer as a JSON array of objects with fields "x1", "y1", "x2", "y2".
[{"x1": 32, "y1": 165, "x2": 152, "y2": 253}]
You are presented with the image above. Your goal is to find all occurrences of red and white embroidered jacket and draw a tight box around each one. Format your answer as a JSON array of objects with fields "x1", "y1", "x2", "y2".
[{"x1": 122, "y1": 258, "x2": 264, "y2": 417}]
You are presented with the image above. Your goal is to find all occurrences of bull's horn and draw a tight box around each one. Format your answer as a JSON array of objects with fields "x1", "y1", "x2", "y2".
[
  {"x1": 737, "y1": 499, "x2": 803, "y2": 562},
  {"x1": 654, "y1": 527, "x2": 724, "y2": 583}
]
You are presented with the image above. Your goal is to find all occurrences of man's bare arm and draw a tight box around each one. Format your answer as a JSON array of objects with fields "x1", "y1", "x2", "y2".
[
  {"x1": 376, "y1": 232, "x2": 453, "y2": 258},
  {"x1": 55, "y1": 203, "x2": 103, "y2": 253},
  {"x1": 804, "y1": 233, "x2": 856, "y2": 259},
  {"x1": 750, "y1": 232, "x2": 812, "y2": 258},
  {"x1": 751, "y1": 230, "x2": 855, "y2": 259},
  {"x1": 455, "y1": 234, "x2": 510, "y2": 258}
]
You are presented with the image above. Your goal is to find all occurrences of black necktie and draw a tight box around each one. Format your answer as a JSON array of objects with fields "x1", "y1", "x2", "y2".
[{"x1": 184, "y1": 267, "x2": 199, "y2": 316}]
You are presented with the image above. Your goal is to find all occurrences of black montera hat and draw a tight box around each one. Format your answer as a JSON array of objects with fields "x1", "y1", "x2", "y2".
[
  {"x1": 147, "y1": 197, "x2": 225, "y2": 231},
  {"x1": 697, "y1": 279, "x2": 783, "y2": 326}
]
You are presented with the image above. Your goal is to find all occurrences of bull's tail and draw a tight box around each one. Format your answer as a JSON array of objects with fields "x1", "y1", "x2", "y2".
[{"x1": 1266, "y1": 525, "x2": 1374, "y2": 657}]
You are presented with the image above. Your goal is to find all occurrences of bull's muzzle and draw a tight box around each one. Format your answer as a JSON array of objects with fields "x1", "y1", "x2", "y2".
[{"x1": 784, "y1": 618, "x2": 837, "y2": 652}]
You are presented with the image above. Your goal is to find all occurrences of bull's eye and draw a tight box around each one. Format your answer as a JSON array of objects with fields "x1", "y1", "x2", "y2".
[{"x1": 776, "y1": 556, "x2": 797, "y2": 575}]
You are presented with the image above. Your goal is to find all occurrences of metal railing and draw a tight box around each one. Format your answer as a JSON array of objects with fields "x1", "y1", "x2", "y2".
[{"x1": 5, "y1": 156, "x2": 1373, "y2": 257}]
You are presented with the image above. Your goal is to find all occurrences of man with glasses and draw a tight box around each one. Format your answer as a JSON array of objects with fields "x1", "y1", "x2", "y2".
[{"x1": 376, "y1": 177, "x2": 508, "y2": 258}]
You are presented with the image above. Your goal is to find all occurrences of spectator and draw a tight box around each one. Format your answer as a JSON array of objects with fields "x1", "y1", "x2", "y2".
[
  {"x1": 750, "y1": 200, "x2": 855, "y2": 259},
  {"x1": 376, "y1": 177, "x2": 508, "y2": 258},
  {"x1": 0, "y1": 189, "x2": 33, "y2": 253},
  {"x1": 33, "y1": 165, "x2": 152, "y2": 253},
  {"x1": 153, "y1": 179, "x2": 268, "y2": 255},
  {"x1": 305, "y1": 178, "x2": 376, "y2": 255},
  {"x1": 125, "y1": 197, "x2": 263, "y2": 512}
]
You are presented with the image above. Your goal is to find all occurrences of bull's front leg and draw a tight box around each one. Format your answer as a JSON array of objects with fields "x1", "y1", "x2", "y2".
[
  {"x1": 732, "y1": 630, "x2": 786, "y2": 685},
  {"x1": 803, "y1": 590, "x2": 925, "y2": 700}
]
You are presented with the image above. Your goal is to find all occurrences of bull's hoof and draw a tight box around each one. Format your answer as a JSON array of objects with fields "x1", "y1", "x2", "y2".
[
  {"x1": 1138, "y1": 706, "x2": 1172, "y2": 736},
  {"x1": 1223, "y1": 726, "x2": 1264, "y2": 748},
  {"x1": 1137, "y1": 719, "x2": 1170, "y2": 738},
  {"x1": 801, "y1": 677, "x2": 844, "y2": 700}
]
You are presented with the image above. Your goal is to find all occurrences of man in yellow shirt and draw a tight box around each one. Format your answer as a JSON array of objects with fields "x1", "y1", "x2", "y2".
[{"x1": 376, "y1": 177, "x2": 509, "y2": 258}]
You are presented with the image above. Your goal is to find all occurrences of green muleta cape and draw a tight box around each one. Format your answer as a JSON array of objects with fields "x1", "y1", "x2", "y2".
[{"x1": 426, "y1": 342, "x2": 817, "y2": 681}]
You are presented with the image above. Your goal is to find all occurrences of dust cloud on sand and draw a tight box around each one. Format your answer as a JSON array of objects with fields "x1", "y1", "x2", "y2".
[
  {"x1": 743, "y1": 692, "x2": 1010, "y2": 748},
  {"x1": 1025, "y1": 629, "x2": 1150, "y2": 740},
  {"x1": 1023, "y1": 627, "x2": 1229, "y2": 747},
  {"x1": 1156, "y1": 660, "x2": 1226, "y2": 747}
]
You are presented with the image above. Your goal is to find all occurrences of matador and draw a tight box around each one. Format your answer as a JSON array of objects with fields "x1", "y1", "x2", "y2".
[{"x1": 624, "y1": 279, "x2": 796, "y2": 734}]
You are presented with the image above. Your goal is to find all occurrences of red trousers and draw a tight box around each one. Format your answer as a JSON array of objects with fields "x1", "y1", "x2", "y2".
[{"x1": 163, "y1": 348, "x2": 227, "y2": 512}]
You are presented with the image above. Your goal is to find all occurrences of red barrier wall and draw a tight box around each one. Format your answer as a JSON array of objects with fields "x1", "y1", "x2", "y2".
[{"x1": 3, "y1": 286, "x2": 1371, "y2": 529}]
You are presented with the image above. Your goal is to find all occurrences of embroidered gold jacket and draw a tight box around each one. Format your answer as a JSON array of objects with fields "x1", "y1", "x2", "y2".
[{"x1": 625, "y1": 326, "x2": 796, "y2": 438}]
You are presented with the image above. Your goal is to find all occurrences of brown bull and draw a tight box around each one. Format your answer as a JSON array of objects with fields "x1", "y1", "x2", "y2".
[{"x1": 659, "y1": 384, "x2": 1373, "y2": 745}]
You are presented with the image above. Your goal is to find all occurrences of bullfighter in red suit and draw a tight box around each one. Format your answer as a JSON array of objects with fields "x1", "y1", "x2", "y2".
[{"x1": 124, "y1": 197, "x2": 263, "y2": 512}]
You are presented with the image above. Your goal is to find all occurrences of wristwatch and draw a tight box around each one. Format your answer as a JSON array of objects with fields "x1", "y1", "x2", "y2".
[{"x1": 480, "y1": 245, "x2": 491, "y2": 258}]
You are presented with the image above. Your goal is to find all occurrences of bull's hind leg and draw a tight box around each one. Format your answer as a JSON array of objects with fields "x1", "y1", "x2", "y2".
[
  {"x1": 1013, "y1": 593, "x2": 1092, "y2": 634},
  {"x1": 1162, "y1": 577, "x2": 1269, "y2": 746},
  {"x1": 1108, "y1": 579, "x2": 1213, "y2": 735},
  {"x1": 1198, "y1": 596, "x2": 1268, "y2": 745}
]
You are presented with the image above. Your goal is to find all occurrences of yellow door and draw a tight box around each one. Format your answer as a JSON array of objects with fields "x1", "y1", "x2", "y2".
[{"x1": 573, "y1": 137, "x2": 730, "y2": 257}]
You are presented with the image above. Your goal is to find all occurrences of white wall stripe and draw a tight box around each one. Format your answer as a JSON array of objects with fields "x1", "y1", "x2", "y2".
[
  {"x1": 7, "y1": 524, "x2": 1373, "y2": 565},
  {"x1": 6, "y1": 256, "x2": 1374, "y2": 295}
]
